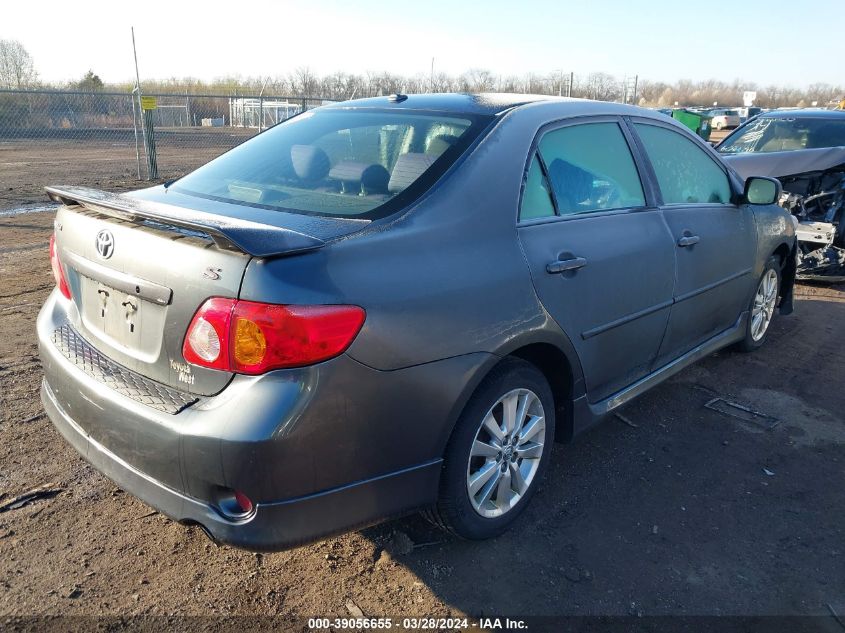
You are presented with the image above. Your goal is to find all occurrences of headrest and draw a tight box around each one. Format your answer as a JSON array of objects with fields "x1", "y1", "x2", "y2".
[
  {"x1": 547, "y1": 159, "x2": 593, "y2": 208},
  {"x1": 427, "y1": 134, "x2": 460, "y2": 155},
  {"x1": 329, "y1": 161, "x2": 390, "y2": 194},
  {"x1": 388, "y1": 153, "x2": 436, "y2": 193},
  {"x1": 291, "y1": 145, "x2": 330, "y2": 181}
]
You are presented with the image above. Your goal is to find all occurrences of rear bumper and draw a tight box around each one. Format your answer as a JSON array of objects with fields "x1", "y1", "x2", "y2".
[
  {"x1": 38, "y1": 291, "x2": 494, "y2": 550},
  {"x1": 42, "y1": 378, "x2": 438, "y2": 550}
]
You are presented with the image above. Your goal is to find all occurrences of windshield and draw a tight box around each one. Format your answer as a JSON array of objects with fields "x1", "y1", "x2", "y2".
[
  {"x1": 172, "y1": 109, "x2": 492, "y2": 219},
  {"x1": 718, "y1": 116, "x2": 845, "y2": 154}
]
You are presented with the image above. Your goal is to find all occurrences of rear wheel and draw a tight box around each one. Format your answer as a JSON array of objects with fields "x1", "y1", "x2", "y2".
[
  {"x1": 737, "y1": 256, "x2": 780, "y2": 352},
  {"x1": 428, "y1": 358, "x2": 555, "y2": 540}
]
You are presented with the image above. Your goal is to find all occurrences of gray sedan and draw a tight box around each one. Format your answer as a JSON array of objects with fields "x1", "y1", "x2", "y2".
[{"x1": 39, "y1": 94, "x2": 796, "y2": 550}]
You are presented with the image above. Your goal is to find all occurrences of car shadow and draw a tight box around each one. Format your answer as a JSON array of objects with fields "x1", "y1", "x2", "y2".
[{"x1": 357, "y1": 290, "x2": 845, "y2": 618}]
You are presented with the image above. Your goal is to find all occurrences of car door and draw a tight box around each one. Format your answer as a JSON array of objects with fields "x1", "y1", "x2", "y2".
[
  {"x1": 629, "y1": 119, "x2": 757, "y2": 367},
  {"x1": 517, "y1": 117, "x2": 676, "y2": 402}
]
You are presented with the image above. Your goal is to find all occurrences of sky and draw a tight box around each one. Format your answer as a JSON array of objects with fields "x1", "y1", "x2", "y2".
[{"x1": 2, "y1": 0, "x2": 842, "y2": 88}]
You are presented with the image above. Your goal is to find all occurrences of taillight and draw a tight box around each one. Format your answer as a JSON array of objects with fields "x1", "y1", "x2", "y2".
[
  {"x1": 182, "y1": 298, "x2": 365, "y2": 375},
  {"x1": 49, "y1": 234, "x2": 71, "y2": 299},
  {"x1": 182, "y1": 298, "x2": 234, "y2": 371}
]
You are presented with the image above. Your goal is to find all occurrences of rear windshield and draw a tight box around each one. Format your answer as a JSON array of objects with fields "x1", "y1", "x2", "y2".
[
  {"x1": 718, "y1": 116, "x2": 845, "y2": 154},
  {"x1": 172, "y1": 109, "x2": 493, "y2": 219}
]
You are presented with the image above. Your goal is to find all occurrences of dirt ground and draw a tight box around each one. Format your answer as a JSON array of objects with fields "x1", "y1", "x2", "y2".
[
  {"x1": 0, "y1": 128, "x2": 255, "y2": 211},
  {"x1": 1, "y1": 206, "x2": 844, "y2": 627}
]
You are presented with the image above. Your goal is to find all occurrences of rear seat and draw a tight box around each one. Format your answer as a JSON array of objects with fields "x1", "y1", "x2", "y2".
[
  {"x1": 328, "y1": 161, "x2": 390, "y2": 195},
  {"x1": 290, "y1": 144, "x2": 440, "y2": 196},
  {"x1": 388, "y1": 153, "x2": 437, "y2": 193}
]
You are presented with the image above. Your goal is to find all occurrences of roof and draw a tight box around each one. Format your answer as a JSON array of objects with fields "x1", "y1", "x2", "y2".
[
  {"x1": 758, "y1": 108, "x2": 845, "y2": 119},
  {"x1": 321, "y1": 93, "x2": 665, "y2": 121},
  {"x1": 322, "y1": 93, "x2": 566, "y2": 115}
]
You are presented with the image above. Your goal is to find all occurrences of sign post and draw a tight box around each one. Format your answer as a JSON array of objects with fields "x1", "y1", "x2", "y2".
[
  {"x1": 141, "y1": 96, "x2": 158, "y2": 180},
  {"x1": 132, "y1": 27, "x2": 157, "y2": 180}
]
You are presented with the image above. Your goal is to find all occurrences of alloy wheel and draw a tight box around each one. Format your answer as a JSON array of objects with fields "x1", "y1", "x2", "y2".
[
  {"x1": 466, "y1": 388, "x2": 546, "y2": 518},
  {"x1": 751, "y1": 268, "x2": 778, "y2": 341}
]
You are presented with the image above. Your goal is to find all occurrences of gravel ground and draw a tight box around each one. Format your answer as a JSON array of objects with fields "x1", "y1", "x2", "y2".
[{"x1": 0, "y1": 207, "x2": 843, "y2": 627}]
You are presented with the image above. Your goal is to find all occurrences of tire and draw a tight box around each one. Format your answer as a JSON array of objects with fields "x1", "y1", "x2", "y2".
[
  {"x1": 428, "y1": 357, "x2": 556, "y2": 540},
  {"x1": 736, "y1": 256, "x2": 781, "y2": 353}
]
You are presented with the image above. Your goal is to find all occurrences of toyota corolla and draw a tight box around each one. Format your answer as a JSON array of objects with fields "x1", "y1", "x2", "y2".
[{"x1": 39, "y1": 94, "x2": 796, "y2": 550}]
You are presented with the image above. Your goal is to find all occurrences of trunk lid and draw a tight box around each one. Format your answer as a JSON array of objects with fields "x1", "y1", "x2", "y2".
[{"x1": 49, "y1": 185, "x2": 370, "y2": 396}]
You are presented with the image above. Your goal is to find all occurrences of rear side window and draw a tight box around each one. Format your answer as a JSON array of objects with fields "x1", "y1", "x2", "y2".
[
  {"x1": 519, "y1": 155, "x2": 555, "y2": 220},
  {"x1": 635, "y1": 124, "x2": 732, "y2": 205},
  {"x1": 172, "y1": 110, "x2": 492, "y2": 219},
  {"x1": 537, "y1": 122, "x2": 645, "y2": 215}
]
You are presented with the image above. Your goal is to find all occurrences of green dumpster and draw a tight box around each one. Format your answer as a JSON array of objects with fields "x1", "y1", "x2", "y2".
[{"x1": 671, "y1": 109, "x2": 712, "y2": 141}]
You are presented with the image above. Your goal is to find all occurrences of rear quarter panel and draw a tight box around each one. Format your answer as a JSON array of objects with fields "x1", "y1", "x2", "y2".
[{"x1": 239, "y1": 105, "x2": 576, "y2": 373}]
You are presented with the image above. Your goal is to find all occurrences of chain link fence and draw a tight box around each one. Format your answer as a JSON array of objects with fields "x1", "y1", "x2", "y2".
[{"x1": 0, "y1": 89, "x2": 334, "y2": 211}]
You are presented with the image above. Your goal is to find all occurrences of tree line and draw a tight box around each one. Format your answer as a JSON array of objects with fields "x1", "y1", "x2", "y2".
[
  {"x1": 109, "y1": 71, "x2": 844, "y2": 109},
  {"x1": 1, "y1": 38, "x2": 842, "y2": 109}
]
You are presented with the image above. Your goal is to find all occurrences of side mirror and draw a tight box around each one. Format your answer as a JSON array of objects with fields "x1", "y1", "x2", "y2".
[{"x1": 743, "y1": 176, "x2": 781, "y2": 205}]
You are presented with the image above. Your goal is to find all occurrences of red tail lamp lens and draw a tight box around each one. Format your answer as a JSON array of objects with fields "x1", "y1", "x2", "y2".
[
  {"x1": 182, "y1": 299, "x2": 365, "y2": 375},
  {"x1": 49, "y1": 234, "x2": 71, "y2": 299}
]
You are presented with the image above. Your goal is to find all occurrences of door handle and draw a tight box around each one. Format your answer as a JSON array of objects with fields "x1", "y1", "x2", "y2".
[
  {"x1": 677, "y1": 235, "x2": 700, "y2": 247},
  {"x1": 546, "y1": 256, "x2": 587, "y2": 274}
]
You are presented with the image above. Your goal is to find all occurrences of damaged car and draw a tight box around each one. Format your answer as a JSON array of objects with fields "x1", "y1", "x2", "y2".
[
  {"x1": 718, "y1": 109, "x2": 845, "y2": 281},
  {"x1": 39, "y1": 95, "x2": 796, "y2": 550}
]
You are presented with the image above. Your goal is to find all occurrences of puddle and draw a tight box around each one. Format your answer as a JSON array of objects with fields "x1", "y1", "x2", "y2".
[{"x1": 0, "y1": 204, "x2": 59, "y2": 217}]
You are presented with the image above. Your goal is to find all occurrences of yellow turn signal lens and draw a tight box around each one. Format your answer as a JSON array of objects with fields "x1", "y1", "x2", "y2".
[{"x1": 233, "y1": 318, "x2": 267, "y2": 366}]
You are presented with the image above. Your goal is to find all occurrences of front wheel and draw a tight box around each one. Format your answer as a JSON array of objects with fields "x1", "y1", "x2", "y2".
[
  {"x1": 428, "y1": 358, "x2": 555, "y2": 540},
  {"x1": 737, "y1": 256, "x2": 780, "y2": 352}
]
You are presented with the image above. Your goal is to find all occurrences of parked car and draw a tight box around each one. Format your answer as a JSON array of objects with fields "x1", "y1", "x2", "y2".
[
  {"x1": 718, "y1": 109, "x2": 845, "y2": 281},
  {"x1": 39, "y1": 94, "x2": 796, "y2": 551},
  {"x1": 736, "y1": 106, "x2": 763, "y2": 123},
  {"x1": 709, "y1": 109, "x2": 741, "y2": 130}
]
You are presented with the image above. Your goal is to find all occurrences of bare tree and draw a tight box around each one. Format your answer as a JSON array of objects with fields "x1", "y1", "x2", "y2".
[
  {"x1": 290, "y1": 67, "x2": 317, "y2": 97},
  {"x1": 581, "y1": 72, "x2": 620, "y2": 101},
  {"x1": 458, "y1": 69, "x2": 495, "y2": 93},
  {"x1": 4, "y1": 54, "x2": 839, "y2": 111},
  {"x1": 637, "y1": 79, "x2": 669, "y2": 105},
  {"x1": 0, "y1": 39, "x2": 38, "y2": 89}
]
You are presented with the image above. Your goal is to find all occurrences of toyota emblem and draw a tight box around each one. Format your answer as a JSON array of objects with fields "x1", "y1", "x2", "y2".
[{"x1": 95, "y1": 229, "x2": 115, "y2": 259}]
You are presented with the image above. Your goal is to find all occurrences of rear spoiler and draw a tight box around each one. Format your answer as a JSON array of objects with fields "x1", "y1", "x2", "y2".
[{"x1": 45, "y1": 186, "x2": 326, "y2": 257}]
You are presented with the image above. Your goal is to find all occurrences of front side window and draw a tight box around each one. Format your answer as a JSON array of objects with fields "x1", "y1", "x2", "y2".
[
  {"x1": 635, "y1": 123, "x2": 732, "y2": 205},
  {"x1": 537, "y1": 122, "x2": 645, "y2": 215},
  {"x1": 173, "y1": 109, "x2": 492, "y2": 219},
  {"x1": 718, "y1": 116, "x2": 845, "y2": 154}
]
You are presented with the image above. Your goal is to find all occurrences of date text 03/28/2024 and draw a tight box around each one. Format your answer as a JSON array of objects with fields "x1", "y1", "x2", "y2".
[{"x1": 306, "y1": 617, "x2": 527, "y2": 630}]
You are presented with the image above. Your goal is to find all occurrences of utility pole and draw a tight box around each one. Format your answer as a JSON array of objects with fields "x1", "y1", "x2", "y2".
[
  {"x1": 553, "y1": 69, "x2": 563, "y2": 97},
  {"x1": 568, "y1": 72, "x2": 573, "y2": 97},
  {"x1": 430, "y1": 57, "x2": 435, "y2": 93},
  {"x1": 258, "y1": 76, "x2": 269, "y2": 133},
  {"x1": 131, "y1": 27, "x2": 155, "y2": 180}
]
